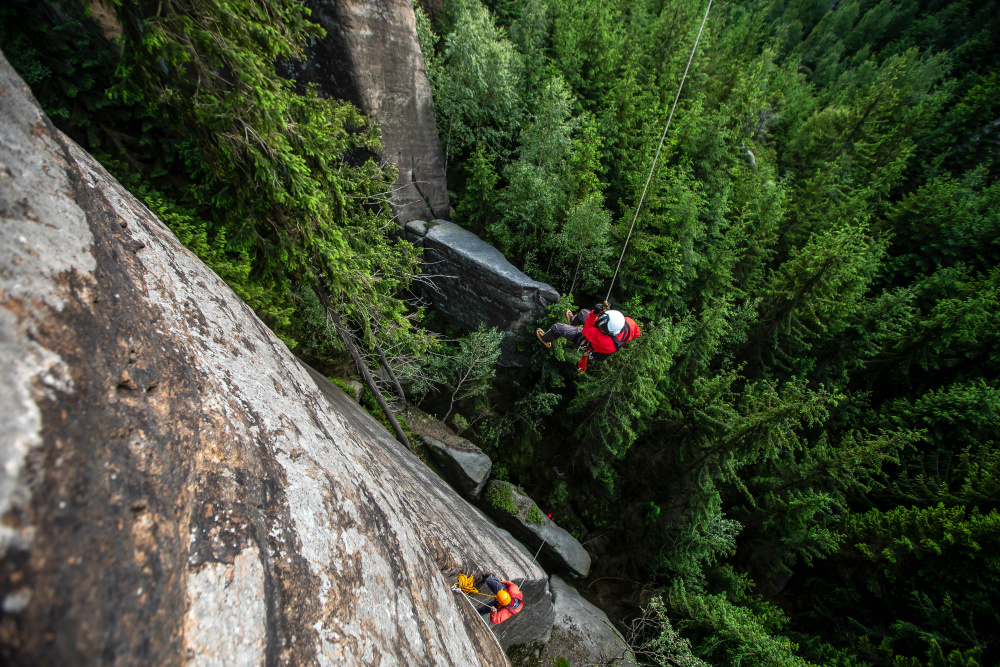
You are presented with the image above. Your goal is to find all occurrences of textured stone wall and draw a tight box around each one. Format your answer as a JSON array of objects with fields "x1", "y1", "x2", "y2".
[
  {"x1": 406, "y1": 221, "x2": 560, "y2": 353},
  {"x1": 0, "y1": 52, "x2": 546, "y2": 665},
  {"x1": 287, "y1": 0, "x2": 449, "y2": 224}
]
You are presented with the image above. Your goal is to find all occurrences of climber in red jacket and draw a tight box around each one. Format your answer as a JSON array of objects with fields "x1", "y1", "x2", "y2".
[
  {"x1": 536, "y1": 302, "x2": 641, "y2": 371},
  {"x1": 477, "y1": 575, "x2": 524, "y2": 625}
]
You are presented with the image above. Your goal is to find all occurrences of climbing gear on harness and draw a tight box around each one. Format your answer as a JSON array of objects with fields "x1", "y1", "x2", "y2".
[
  {"x1": 496, "y1": 590, "x2": 511, "y2": 607},
  {"x1": 605, "y1": 0, "x2": 713, "y2": 303},
  {"x1": 577, "y1": 350, "x2": 590, "y2": 374},
  {"x1": 597, "y1": 310, "x2": 625, "y2": 336},
  {"x1": 536, "y1": 328, "x2": 551, "y2": 348}
]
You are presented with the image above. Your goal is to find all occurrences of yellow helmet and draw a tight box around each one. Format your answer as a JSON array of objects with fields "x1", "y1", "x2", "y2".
[{"x1": 496, "y1": 590, "x2": 512, "y2": 607}]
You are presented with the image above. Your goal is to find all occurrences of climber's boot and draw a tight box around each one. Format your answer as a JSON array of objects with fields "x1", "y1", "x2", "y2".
[
  {"x1": 536, "y1": 329, "x2": 551, "y2": 348},
  {"x1": 565, "y1": 309, "x2": 573, "y2": 324}
]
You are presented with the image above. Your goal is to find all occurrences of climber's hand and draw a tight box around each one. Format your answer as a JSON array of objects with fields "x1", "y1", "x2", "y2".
[{"x1": 593, "y1": 301, "x2": 608, "y2": 315}]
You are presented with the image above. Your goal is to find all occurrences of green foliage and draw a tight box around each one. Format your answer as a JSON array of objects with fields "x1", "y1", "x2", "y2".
[
  {"x1": 842, "y1": 503, "x2": 1000, "y2": 654},
  {"x1": 526, "y1": 504, "x2": 545, "y2": 524},
  {"x1": 664, "y1": 581, "x2": 816, "y2": 666},
  {"x1": 10, "y1": 0, "x2": 1000, "y2": 663},
  {"x1": 1, "y1": 0, "x2": 430, "y2": 372},
  {"x1": 427, "y1": 0, "x2": 523, "y2": 161},
  {"x1": 487, "y1": 482, "x2": 518, "y2": 516},
  {"x1": 330, "y1": 377, "x2": 358, "y2": 398},
  {"x1": 629, "y1": 597, "x2": 711, "y2": 667},
  {"x1": 428, "y1": 0, "x2": 1000, "y2": 663},
  {"x1": 422, "y1": 325, "x2": 504, "y2": 421}
]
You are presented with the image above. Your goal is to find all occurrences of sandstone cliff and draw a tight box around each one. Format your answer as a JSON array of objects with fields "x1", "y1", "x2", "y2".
[
  {"x1": 0, "y1": 52, "x2": 542, "y2": 665},
  {"x1": 288, "y1": 0, "x2": 450, "y2": 224}
]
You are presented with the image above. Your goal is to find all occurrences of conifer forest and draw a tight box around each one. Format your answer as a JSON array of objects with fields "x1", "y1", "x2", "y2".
[{"x1": 3, "y1": 0, "x2": 998, "y2": 664}]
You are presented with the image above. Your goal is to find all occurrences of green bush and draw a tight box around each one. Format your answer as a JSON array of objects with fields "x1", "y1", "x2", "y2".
[
  {"x1": 487, "y1": 482, "x2": 518, "y2": 516},
  {"x1": 526, "y1": 504, "x2": 545, "y2": 525}
]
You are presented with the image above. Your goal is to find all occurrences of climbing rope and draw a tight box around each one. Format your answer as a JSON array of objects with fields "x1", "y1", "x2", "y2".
[
  {"x1": 516, "y1": 539, "x2": 546, "y2": 588},
  {"x1": 455, "y1": 574, "x2": 484, "y2": 597},
  {"x1": 605, "y1": 0, "x2": 714, "y2": 302}
]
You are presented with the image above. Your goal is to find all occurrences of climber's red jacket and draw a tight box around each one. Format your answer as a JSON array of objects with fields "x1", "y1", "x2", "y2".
[
  {"x1": 582, "y1": 311, "x2": 641, "y2": 359},
  {"x1": 489, "y1": 581, "x2": 524, "y2": 625}
]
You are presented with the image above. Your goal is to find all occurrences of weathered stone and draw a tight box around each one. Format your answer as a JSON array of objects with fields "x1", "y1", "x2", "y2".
[
  {"x1": 287, "y1": 0, "x2": 449, "y2": 224},
  {"x1": 406, "y1": 220, "x2": 560, "y2": 356},
  {"x1": 409, "y1": 409, "x2": 492, "y2": 499},
  {"x1": 540, "y1": 576, "x2": 637, "y2": 666},
  {"x1": 487, "y1": 577, "x2": 556, "y2": 652},
  {"x1": 347, "y1": 380, "x2": 364, "y2": 402},
  {"x1": 482, "y1": 481, "x2": 591, "y2": 578},
  {"x1": 0, "y1": 52, "x2": 543, "y2": 665}
]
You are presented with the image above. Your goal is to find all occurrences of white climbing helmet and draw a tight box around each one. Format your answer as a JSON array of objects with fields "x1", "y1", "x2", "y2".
[{"x1": 597, "y1": 310, "x2": 626, "y2": 336}]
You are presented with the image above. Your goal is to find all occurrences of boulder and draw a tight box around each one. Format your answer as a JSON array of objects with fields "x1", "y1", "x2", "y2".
[
  {"x1": 347, "y1": 380, "x2": 364, "y2": 402},
  {"x1": 488, "y1": 577, "x2": 556, "y2": 652},
  {"x1": 482, "y1": 481, "x2": 591, "y2": 578},
  {"x1": 406, "y1": 220, "x2": 560, "y2": 353},
  {"x1": 0, "y1": 52, "x2": 546, "y2": 664},
  {"x1": 408, "y1": 410, "x2": 492, "y2": 499},
  {"x1": 541, "y1": 576, "x2": 637, "y2": 667},
  {"x1": 286, "y1": 0, "x2": 449, "y2": 223}
]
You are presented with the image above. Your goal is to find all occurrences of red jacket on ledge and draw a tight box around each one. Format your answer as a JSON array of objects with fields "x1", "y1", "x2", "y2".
[{"x1": 490, "y1": 580, "x2": 524, "y2": 625}]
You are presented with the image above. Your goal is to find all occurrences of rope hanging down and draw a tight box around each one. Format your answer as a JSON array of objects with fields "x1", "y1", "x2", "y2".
[{"x1": 605, "y1": 0, "x2": 714, "y2": 302}]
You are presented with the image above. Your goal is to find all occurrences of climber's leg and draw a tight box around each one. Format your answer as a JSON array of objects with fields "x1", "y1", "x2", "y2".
[
  {"x1": 539, "y1": 323, "x2": 584, "y2": 346},
  {"x1": 570, "y1": 309, "x2": 591, "y2": 326}
]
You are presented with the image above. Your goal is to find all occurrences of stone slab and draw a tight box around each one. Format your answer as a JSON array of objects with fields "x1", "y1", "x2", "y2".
[
  {"x1": 406, "y1": 220, "x2": 559, "y2": 360},
  {"x1": 408, "y1": 409, "x2": 492, "y2": 499},
  {"x1": 482, "y1": 481, "x2": 591, "y2": 578},
  {"x1": 541, "y1": 576, "x2": 637, "y2": 666}
]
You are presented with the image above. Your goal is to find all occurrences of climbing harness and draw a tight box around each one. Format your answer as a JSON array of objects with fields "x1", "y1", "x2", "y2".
[
  {"x1": 604, "y1": 0, "x2": 714, "y2": 303},
  {"x1": 576, "y1": 303, "x2": 634, "y2": 374}
]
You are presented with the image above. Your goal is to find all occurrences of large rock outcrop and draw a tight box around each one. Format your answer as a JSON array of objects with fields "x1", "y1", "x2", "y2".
[
  {"x1": 0, "y1": 52, "x2": 547, "y2": 664},
  {"x1": 541, "y1": 577, "x2": 636, "y2": 666},
  {"x1": 409, "y1": 409, "x2": 493, "y2": 500},
  {"x1": 406, "y1": 220, "x2": 560, "y2": 348},
  {"x1": 488, "y1": 578, "x2": 556, "y2": 652},
  {"x1": 482, "y1": 482, "x2": 591, "y2": 579},
  {"x1": 287, "y1": 0, "x2": 449, "y2": 223}
]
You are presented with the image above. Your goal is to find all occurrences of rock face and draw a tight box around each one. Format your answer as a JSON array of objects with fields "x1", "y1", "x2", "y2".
[
  {"x1": 0, "y1": 52, "x2": 546, "y2": 664},
  {"x1": 541, "y1": 576, "x2": 636, "y2": 666},
  {"x1": 483, "y1": 482, "x2": 592, "y2": 578},
  {"x1": 409, "y1": 409, "x2": 492, "y2": 499},
  {"x1": 406, "y1": 220, "x2": 560, "y2": 346},
  {"x1": 488, "y1": 578, "x2": 556, "y2": 652},
  {"x1": 288, "y1": 0, "x2": 449, "y2": 223}
]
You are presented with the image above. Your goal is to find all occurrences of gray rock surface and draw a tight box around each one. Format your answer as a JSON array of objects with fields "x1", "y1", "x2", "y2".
[
  {"x1": 409, "y1": 409, "x2": 492, "y2": 499},
  {"x1": 482, "y1": 481, "x2": 592, "y2": 578},
  {"x1": 347, "y1": 380, "x2": 364, "y2": 402},
  {"x1": 286, "y1": 0, "x2": 449, "y2": 223},
  {"x1": 488, "y1": 577, "x2": 556, "y2": 652},
  {"x1": 406, "y1": 220, "x2": 560, "y2": 350},
  {"x1": 0, "y1": 51, "x2": 542, "y2": 665},
  {"x1": 541, "y1": 576, "x2": 637, "y2": 666}
]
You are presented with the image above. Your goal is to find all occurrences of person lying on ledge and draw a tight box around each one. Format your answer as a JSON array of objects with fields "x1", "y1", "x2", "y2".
[{"x1": 476, "y1": 574, "x2": 524, "y2": 625}]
